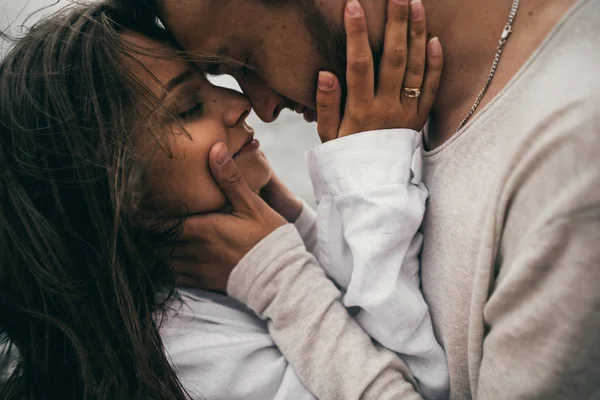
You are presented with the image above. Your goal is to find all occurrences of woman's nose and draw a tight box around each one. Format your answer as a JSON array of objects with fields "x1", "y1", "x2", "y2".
[{"x1": 220, "y1": 89, "x2": 252, "y2": 128}]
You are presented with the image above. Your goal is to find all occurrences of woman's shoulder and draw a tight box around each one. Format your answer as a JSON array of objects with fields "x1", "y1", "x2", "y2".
[
  {"x1": 159, "y1": 289, "x2": 291, "y2": 400},
  {"x1": 161, "y1": 288, "x2": 269, "y2": 335}
]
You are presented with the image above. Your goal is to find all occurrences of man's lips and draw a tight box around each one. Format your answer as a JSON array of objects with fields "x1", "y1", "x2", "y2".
[
  {"x1": 293, "y1": 104, "x2": 306, "y2": 114},
  {"x1": 287, "y1": 102, "x2": 317, "y2": 123}
]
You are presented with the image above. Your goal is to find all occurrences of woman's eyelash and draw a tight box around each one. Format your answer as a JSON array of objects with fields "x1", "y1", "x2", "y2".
[
  {"x1": 178, "y1": 102, "x2": 204, "y2": 120},
  {"x1": 241, "y1": 57, "x2": 251, "y2": 75}
]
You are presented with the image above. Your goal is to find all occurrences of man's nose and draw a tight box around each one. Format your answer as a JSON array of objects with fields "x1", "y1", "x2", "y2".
[{"x1": 236, "y1": 72, "x2": 286, "y2": 123}]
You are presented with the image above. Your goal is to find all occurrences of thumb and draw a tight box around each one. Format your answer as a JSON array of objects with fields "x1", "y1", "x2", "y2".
[
  {"x1": 316, "y1": 71, "x2": 342, "y2": 143},
  {"x1": 209, "y1": 142, "x2": 258, "y2": 213}
]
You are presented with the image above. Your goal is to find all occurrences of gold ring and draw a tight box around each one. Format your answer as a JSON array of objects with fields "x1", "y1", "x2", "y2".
[{"x1": 402, "y1": 87, "x2": 421, "y2": 98}]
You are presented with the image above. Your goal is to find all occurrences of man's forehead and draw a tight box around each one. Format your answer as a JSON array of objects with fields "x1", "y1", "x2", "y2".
[
  {"x1": 161, "y1": 0, "x2": 243, "y2": 24},
  {"x1": 160, "y1": 1, "x2": 251, "y2": 45},
  {"x1": 198, "y1": 39, "x2": 243, "y2": 61}
]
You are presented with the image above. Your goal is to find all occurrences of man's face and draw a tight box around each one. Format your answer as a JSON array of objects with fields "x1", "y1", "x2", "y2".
[{"x1": 157, "y1": 0, "x2": 345, "y2": 123}]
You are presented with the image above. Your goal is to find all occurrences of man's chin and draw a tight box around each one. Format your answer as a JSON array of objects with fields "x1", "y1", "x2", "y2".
[{"x1": 303, "y1": 108, "x2": 317, "y2": 123}]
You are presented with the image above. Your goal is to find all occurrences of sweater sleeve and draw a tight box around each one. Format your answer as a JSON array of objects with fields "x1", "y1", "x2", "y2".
[{"x1": 227, "y1": 224, "x2": 423, "y2": 400}]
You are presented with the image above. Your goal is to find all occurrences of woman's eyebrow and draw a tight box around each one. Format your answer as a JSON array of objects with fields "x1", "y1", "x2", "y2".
[{"x1": 165, "y1": 70, "x2": 194, "y2": 93}]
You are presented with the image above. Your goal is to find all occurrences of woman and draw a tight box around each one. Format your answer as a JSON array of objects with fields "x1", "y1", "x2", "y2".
[
  {"x1": 0, "y1": 1, "x2": 442, "y2": 399},
  {"x1": 0, "y1": 4, "x2": 189, "y2": 398}
]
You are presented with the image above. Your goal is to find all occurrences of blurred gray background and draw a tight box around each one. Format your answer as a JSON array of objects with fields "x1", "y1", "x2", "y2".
[{"x1": 0, "y1": 0, "x2": 320, "y2": 205}]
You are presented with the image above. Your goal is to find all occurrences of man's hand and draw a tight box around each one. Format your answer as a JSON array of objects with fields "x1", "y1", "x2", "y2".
[
  {"x1": 169, "y1": 143, "x2": 286, "y2": 293},
  {"x1": 316, "y1": 0, "x2": 443, "y2": 142}
]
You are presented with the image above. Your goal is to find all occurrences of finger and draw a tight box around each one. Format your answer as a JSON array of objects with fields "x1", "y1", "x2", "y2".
[
  {"x1": 377, "y1": 0, "x2": 410, "y2": 99},
  {"x1": 316, "y1": 71, "x2": 342, "y2": 143},
  {"x1": 401, "y1": 0, "x2": 427, "y2": 109},
  {"x1": 209, "y1": 142, "x2": 260, "y2": 213},
  {"x1": 418, "y1": 37, "x2": 443, "y2": 119},
  {"x1": 345, "y1": 0, "x2": 375, "y2": 110}
]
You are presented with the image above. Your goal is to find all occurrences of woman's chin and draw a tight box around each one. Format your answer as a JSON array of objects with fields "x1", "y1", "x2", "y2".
[
  {"x1": 236, "y1": 153, "x2": 273, "y2": 194},
  {"x1": 249, "y1": 167, "x2": 273, "y2": 194}
]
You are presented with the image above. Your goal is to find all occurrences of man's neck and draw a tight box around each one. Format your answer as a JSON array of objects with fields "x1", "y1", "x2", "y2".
[
  {"x1": 423, "y1": 0, "x2": 522, "y2": 146},
  {"x1": 321, "y1": 0, "x2": 576, "y2": 149},
  {"x1": 425, "y1": 0, "x2": 575, "y2": 148}
]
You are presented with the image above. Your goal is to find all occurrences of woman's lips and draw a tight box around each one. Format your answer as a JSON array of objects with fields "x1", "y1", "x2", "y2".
[{"x1": 233, "y1": 138, "x2": 260, "y2": 158}]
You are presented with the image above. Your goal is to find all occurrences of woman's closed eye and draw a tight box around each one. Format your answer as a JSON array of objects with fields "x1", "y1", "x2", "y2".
[
  {"x1": 178, "y1": 101, "x2": 204, "y2": 120},
  {"x1": 240, "y1": 57, "x2": 250, "y2": 76}
]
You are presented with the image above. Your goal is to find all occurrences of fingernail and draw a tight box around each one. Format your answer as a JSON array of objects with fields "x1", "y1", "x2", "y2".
[
  {"x1": 394, "y1": 0, "x2": 409, "y2": 5},
  {"x1": 215, "y1": 143, "x2": 231, "y2": 166},
  {"x1": 429, "y1": 37, "x2": 442, "y2": 56},
  {"x1": 318, "y1": 72, "x2": 334, "y2": 91},
  {"x1": 410, "y1": 0, "x2": 424, "y2": 21},
  {"x1": 346, "y1": 0, "x2": 364, "y2": 18}
]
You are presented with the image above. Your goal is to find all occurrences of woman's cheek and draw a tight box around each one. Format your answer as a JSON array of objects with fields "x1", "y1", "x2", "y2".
[
  {"x1": 144, "y1": 158, "x2": 229, "y2": 215},
  {"x1": 164, "y1": 135, "x2": 230, "y2": 213},
  {"x1": 175, "y1": 170, "x2": 229, "y2": 214}
]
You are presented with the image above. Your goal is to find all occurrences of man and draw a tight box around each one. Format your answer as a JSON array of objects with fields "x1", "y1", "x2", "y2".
[{"x1": 149, "y1": 0, "x2": 600, "y2": 398}]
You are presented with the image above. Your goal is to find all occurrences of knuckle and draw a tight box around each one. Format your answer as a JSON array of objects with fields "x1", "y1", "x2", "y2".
[
  {"x1": 347, "y1": 110, "x2": 368, "y2": 126},
  {"x1": 349, "y1": 56, "x2": 372, "y2": 77},
  {"x1": 348, "y1": 21, "x2": 368, "y2": 36},
  {"x1": 410, "y1": 24, "x2": 426, "y2": 38},
  {"x1": 223, "y1": 169, "x2": 244, "y2": 188},
  {"x1": 431, "y1": 60, "x2": 444, "y2": 72},
  {"x1": 408, "y1": 61, "x2": 426, "y2": 76},
  {"x1": 387, "y1": 47, "x2": 407, "y2": 68},
  {"x1": 383, "y1": 108, "x2": 400, "y2": 121},
  {"x1": 317, "y1": 99, "x2": 337, "y2": 111},
  {"x1": 429, "y1": 83, "x2": 440, "y2": 96},
  {"x1": 391, "y1": 6, "x2": 409, "y2": 22}
]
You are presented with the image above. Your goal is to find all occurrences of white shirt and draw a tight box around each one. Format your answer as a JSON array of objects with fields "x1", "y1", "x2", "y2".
[
  {"x1": 161, "y1": 289, "x2": 315, "y2": 400},
  {"x1": 161, "y1": 129, "x2": 448, "y2": 399},
  {"x1": 301, "y1": 129, "x2": 448, "y2": 399}
]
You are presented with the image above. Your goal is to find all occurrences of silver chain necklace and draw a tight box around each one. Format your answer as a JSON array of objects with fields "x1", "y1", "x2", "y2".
[{"x1": 455, "y1": 0, "x2": 521, "y2": 132}]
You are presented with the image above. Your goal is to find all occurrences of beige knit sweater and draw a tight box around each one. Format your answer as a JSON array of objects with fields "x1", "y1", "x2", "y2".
[{"x1": 228, "y1": 0, "x2": 600, "y2": 398}]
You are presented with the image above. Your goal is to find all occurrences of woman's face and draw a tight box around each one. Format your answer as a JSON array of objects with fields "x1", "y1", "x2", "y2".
[{"x1": 124, "y1": 32, "x2": 272, "y2": 216}]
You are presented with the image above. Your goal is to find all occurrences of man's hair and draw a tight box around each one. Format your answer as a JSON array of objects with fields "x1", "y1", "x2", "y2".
[{"x1": 0, "y1": 3, "x2": 189, "y2": 399}]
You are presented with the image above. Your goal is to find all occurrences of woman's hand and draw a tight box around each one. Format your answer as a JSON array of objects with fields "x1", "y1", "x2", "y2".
[
  {"x1": 168, "y1": 143, "x2": 286, "y2": 293},
  {"x1": 316, "y1": 0, "x2": 443, "y2": 142}
]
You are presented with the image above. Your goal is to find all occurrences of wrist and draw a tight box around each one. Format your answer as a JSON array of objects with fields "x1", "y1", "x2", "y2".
[
  {"x1": 276, "y1": 196, "x2": 303, "y2": 223},
  {"x1": 260, "y1": 179, "x2": 303, "y2": 223}
]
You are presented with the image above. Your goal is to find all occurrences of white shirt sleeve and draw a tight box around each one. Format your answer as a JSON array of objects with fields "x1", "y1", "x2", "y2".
[
  {"x1": 161, "y1": 288, "x2": 317, "y2": 400},
  {"x1": 305, "y1": 129, "x2": 449, "y2": 400}
]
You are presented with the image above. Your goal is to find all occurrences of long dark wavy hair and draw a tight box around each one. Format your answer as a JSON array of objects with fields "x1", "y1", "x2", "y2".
[{"x1": 0, "y1": 2, "x2": 191, "y2": 399}]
